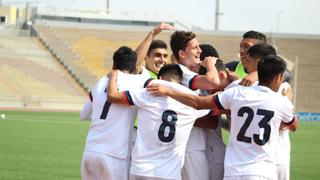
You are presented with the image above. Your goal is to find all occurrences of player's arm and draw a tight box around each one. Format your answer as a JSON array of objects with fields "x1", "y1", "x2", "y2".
[
  {"x1": 134, "y1": 23, "x2": 175, "y2": 74},
  {"x1": 194, "y1": 114, "x2": 219, "y2": 129},
  {"x1": 80, "y1": 99, "x2": 92, "y2": 121},
  {"x1": 279, "y1": 84, "x2": 297, "y2": 131},
  {"x1": 147, "y1": 83, "x2": 213, "y2": 109},
  {"x1": 107, "y1": 70, "x2": 131, "y2": 105},
  {"x1": 192, "y1": 56, "x2": 220, "y2": 90},
  {"x1": 280, "y1": 114, "x2": 298, "y2": 132}
]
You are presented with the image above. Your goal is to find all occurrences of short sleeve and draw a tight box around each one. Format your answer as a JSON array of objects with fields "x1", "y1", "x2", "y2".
[
  {"x1": 125, "y1": 89, "x2": 148, "y2": 108},
  {"x1": 216, "y1": 87, "x2": 237, "y2": 110},
  {"x1": 280, "y1": 97, "x2": 295, "y2": 124},
  {"x1": 178, "y1": 64, "x2": 198, "y2": 90}
]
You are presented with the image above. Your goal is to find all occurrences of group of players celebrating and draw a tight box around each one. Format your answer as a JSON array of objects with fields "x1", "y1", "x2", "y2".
[{"x1": 79, "y1": 23, "x2": 298, "y2": 180}]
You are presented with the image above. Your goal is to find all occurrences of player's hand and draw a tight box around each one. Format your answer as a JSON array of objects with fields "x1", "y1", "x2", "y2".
[
  {"x1": 282, "y1": 85, "x2": 293, "y2": 102},
  {"x1": 152, "y1": 23, "x2": 176, "y2": 37},
  {"x1": 200, "y1": 56, "x2": 217, "y2": 68},
  {"x1": 279, "y1": 122, "x2": 288, "y2": 130},
  {"x1": 239, "y1": 71, "x2": 258, "y2": 86},
  {"x1": 226, "y1": 69, "x2": 239, "y2": 82},
  {"x1": 146, "y1": 83, "x2": 169, "y2": 96}
]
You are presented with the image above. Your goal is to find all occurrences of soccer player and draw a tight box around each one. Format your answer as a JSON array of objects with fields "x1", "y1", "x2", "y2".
[
  {"x1": 132, "y1": 22, "x2": 175, "y2": 153},
  {"x1": 170, "y1": 31, "x2": 221, "y2": 180},
  {"x1": 276, "y1": 82, "x2": 295, "y2": 180},
  {"x1": 198, "y1": 44, "x2": 226, "y2": 180},
  {"x1": 107, "y1": 64, "x2": 210, "y2": 180},
  {"x1": 135, "y1": 22, "x2": 175, "y2": 78},
  {"x1": 226, "y1": 30, "x2": 267, "y2": 77},
  {"x1": 80, "y1": 46, "x2": 148, "y2": 180},
  {"x1": 147, "y1": 55, "x2": 298, "y2": 180}
]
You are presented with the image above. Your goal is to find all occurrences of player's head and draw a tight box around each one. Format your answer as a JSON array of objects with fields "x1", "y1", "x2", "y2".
[
  {"x1": 244, "y1": 43, "x2": 276, "y2": 73},
  {"x1": 200, "y1": 44, "x2": 219, "y2": 60},
  {"x1": 157, "y1": 64, "x2": 183, "y2": 84},
  {"x1": 258, "y1": 55, "x2": 287, "y2": 91},
  {"x1": 198, "y1": 44, "x2": 220, "y2": 75},
  {"x1": 145, "y1": 40, "x2": 168, "y2": 74},
  {"x1": 113, "y1": 46, "x2": 137, "y2": 73},
  {"x1": 170, "y1": 31, "x2": 202, "y2": 70},
  {"x1": 240, "y1": 30, "x2": 267, "y2": 62}
]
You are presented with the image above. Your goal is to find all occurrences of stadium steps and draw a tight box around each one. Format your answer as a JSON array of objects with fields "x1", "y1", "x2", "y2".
[
  {"x1": 34, "y1": 23, "x2": 97, "y2": 91},
  {"x1": 0, "y1": 32, "x2": 87, "y2": 110},
  {"x1": 32, "y1": 21, "x2": 320, "y2": 112}
]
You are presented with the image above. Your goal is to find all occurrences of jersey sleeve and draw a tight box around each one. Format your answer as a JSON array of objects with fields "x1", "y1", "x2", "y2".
[
  {"x1": 123, "y1": 89, "x2": 147, "y2": 108},
  {"x1": 178, "y1": 64, "x2": 198, "y2": 90},
  {"x1": 280, "y1": 97, "x2": 295, "y2": 124},
  {"x1": 215, "y1": 87, "x2": 236, "y2": 110}
]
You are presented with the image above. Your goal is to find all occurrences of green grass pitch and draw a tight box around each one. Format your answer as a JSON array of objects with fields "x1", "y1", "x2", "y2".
[{"x1": 0, "y1": 111, "x2": 319, "y2": 179}]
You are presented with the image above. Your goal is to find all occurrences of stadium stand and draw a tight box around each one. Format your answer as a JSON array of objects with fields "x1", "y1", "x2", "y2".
[
  {"x1": 32, "y1": 20, "x2": 320, "y2": 113},
  {"x1": 0, "y1": 29, "x2": 87, "y2": 110}
]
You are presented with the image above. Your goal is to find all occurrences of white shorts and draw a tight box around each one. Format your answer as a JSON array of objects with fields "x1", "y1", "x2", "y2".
[
  {"x1": 130, "y1": 175, "x2": 177, "y2": 180},
  {"x1": 181, "y1": 150, "x2": 209, "y2": 180},
  {"x1": 207, "y1": 160, "x2": 224, "y2": 180},
  {"x1": 81, "y1": 150, "x2": 129, "y2": 180},
  {"x1": 276, "y1": 164, "x2": 290, "y2": 180},
  {"x1": 223, "y1": 175, "x2": 275, "y2": 180}
]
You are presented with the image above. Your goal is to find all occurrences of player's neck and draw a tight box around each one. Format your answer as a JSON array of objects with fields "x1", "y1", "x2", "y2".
[
  {"x1": 121, "y1": 70, "x2": 131, "y2": 74},
  {"x1": 258, "y1": 82, "x2": 278, "y2": 92}
]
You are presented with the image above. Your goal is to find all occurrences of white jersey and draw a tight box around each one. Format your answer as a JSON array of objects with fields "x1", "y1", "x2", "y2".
[
  {"x1": 178, "y1": 64, "x2": 206, "y2": 152},
  {"x1": 124, "y1": 80, "x2": 210, "y2": 179},
  {"x1": 275, "y1": 82, "x2": 292, "y2": 165},
  {"x1": 178, "y1": 64, "x2": 198, "y2": 90},
  {"x1": 84, "y1": 71, "x2": 146, "y2": 159},
  {"x1": 213, "y1": 85, "x2": 295, "y2": 179}
]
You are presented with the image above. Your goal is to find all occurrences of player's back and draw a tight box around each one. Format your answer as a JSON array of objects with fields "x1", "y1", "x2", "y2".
[
  {"x1": 220, "y1": 85, "x2": 294, "y2": 179},
  {"x1": 128, "y1": 80, "x2": 209, "y2": 179},
  {"x1": 85, "y1": 71, "x2": 146, "y2": 159}
]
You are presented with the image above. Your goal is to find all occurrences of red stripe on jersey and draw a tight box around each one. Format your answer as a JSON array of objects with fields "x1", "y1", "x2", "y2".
[
  {"x1": 190, "y1": 75, "x2": 199, "y2": 90},
  {"x1": 211, "y1": 95, "x2": 224, "y2": 116},
  {"x1": 122, "y1": 91, "x2": 131, "y2": 105},
  {"x1": 211, "y1": 95, "x2": 219, "y2": 115}
]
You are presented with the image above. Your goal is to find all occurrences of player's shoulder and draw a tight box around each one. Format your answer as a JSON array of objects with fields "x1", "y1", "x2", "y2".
[
  {"x1": 91, "y1": 75, "x2": 108, "y2": 91},
  {"x1": 150, "y1": 79, "x2": 196, "y2": 95}
]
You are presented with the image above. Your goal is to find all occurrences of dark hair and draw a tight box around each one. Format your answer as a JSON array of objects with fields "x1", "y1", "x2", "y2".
[
  {"x1": 147, "y1": 40, "x2": 167, "y2": 56},
  {"x1": 258, "y1": 55, "x2": 287, "y2": 84},
  {"x1": 170, "y1": 31, "x2": 196, "y2": 61},
  {"x1": 113, "y1": 46, "x2": 137, "y2": 73},
  {"x1": 157, "y1": 64, "x2": 183, "y2": 82},
  {"x1": 247, "y1": 43, "x2": 277, "y2": 59},
  {"x1": 243, "y1": 30, "x2": 267, "y2": 44},
  {"x1": 198, "y1": 59, "x2": 226, "y2": 75},
  {"x1": 199, "y1": 44, "x2": 219, "y2": 60}
]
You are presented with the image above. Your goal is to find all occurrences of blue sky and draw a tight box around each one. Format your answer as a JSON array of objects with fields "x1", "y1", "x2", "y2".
[{"x1": 3, "y1": 0, "x2": 320, "y2": 35}]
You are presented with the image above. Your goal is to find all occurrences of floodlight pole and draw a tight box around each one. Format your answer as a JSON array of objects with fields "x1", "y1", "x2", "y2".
[
  {"x1": 106, "y1": 0, "x2": 110, "y2": 14},
  {"x1": 215, "y1": 0, "x2": 222, "y2": 30}
]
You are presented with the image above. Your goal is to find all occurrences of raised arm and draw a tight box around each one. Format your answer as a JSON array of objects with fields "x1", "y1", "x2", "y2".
[
  {"x1": 135, "y1": 23, "x2": 175, "y2": 74},
  {"x1": 107, "y1": 70, "x2": 128, "y2": 105},
  {"x1": 193, "y1": 56, "x2": 220, "y2": 90}
]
